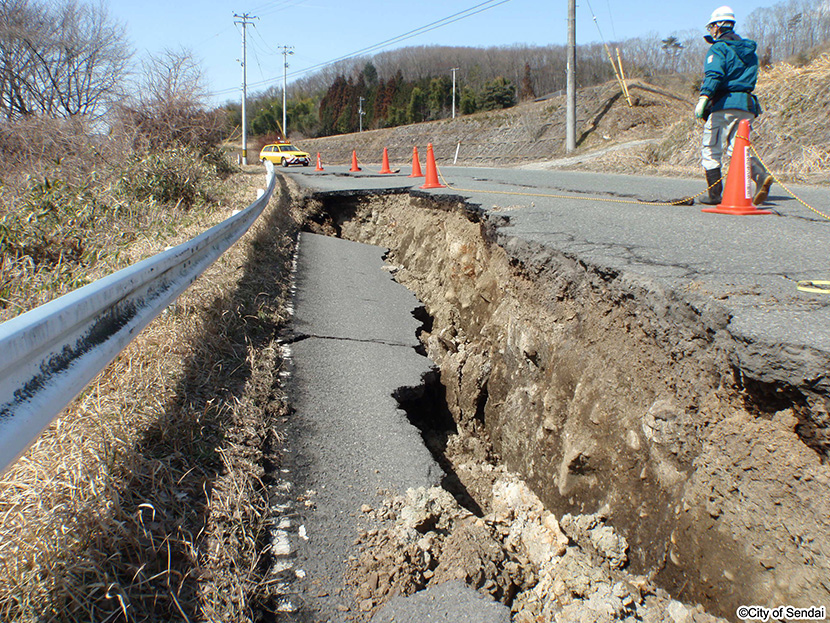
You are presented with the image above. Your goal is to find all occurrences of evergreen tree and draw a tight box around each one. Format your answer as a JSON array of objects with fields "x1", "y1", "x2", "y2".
[
  {"x1": 362, "y1": 62, "x2": 379, "y2": 86},
  {"x1": 318, "y1": 75, "x2": 350, "y2": 135},
  {"x1": 427, "y1": 76, "x2": 452, "y2": 119},
  {"x1": 459, "y1": 86, "x2": 478, "y2": 115},
  {"x1": 480, "y1": 77, "x2": 515, "y2": 110},
  {"x1": 408, "y1": 87, "x2": 427, "y2": 123}
]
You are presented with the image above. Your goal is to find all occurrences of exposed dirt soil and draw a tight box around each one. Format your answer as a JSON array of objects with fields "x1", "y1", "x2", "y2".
[
  {"x1": 291, "y1": 186, "x2": 830, "y2": 622},
  {"x1": 276, "y1": 59, "x2": 830, "y2": 622}
]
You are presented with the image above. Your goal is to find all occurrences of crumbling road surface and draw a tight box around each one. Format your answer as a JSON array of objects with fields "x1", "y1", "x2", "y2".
[
  {"x1": 274, "y1": 164, "x2": 830, "y2": 621},
  {"x1": 280, "y1": 232, "x2": 511, "y2": 621}
]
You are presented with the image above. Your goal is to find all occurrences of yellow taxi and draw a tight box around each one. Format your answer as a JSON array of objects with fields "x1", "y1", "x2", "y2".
[{"x1": 259, "y1": 143, "x2": 311, "y2": 167}]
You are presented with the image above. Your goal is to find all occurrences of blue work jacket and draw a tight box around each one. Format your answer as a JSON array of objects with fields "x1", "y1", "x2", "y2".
[{"x1": 700, "y1": 31, "x2": 762, "y2": 115}]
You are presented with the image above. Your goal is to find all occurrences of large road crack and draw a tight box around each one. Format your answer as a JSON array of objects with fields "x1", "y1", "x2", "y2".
[{"x1": 281, "y1": 331, "x2": 420, "y2": 350}]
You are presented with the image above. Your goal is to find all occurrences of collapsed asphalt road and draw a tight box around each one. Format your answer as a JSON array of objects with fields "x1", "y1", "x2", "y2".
[
  {"x1": 279, "y1": 232, "x2": 511, "y2": 622},
  {"x1": 270, "y1": 163, "x2": 830, "y2": 619}
]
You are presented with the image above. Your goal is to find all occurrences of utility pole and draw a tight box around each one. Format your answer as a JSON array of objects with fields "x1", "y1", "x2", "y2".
[
  {"x1": 234, "y1": 12, "x2": 256, "y2": 165},
  {"x1": 451, "y1": 67, "x2": 460, "y2": 119},
  {"x1": 358, "y1": 96, "x2": 365, "y2": 132},
  {"x1": 280, "y1": 45, "x2": 294, "y2": 138},
  {"x1": 566, "y1": 0, "x2": 576, "y2": 152}
]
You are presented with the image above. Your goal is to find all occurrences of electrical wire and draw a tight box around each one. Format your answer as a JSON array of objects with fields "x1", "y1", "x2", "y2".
[
  {"x1": 246, "y1": 0, "x2": 294, "y2": 16},
  {"x1": 605, "y1": 0, "x2": 618, "y2": 41},
  {"x1": 584, "y1": 0, "x2": 608, "y2": 43},
  {"x1": 248, "y1": 26, "x2": 268, "y2": 82},
  {"x1": 251, "y1": 22, "x2": 282, "y2": 58},
  {"x1": 257, "y1": 0, "x2": 309, "y2": 19},
  {"x1": 209, "y1": 0, "x2": 514, "y2": 98},
  {"x1": 276, "y1": 0, "x2": 513, "y2": 86}
]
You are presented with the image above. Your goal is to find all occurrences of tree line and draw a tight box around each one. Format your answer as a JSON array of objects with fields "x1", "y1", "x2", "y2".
[{"x1": 232, "y1": 43, "x2": 622, "y2": 138}]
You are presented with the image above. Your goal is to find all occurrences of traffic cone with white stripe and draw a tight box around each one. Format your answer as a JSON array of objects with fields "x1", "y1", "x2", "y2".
[
  {"x1": 420, "y1": 143, "x2": 444, "y2": 189},
  {"x1": 702, "y1": 119, "x2": 771, "y2": 215},
  {"x1": 315, "y1": 153, "x2": 324, "y2": 171}
]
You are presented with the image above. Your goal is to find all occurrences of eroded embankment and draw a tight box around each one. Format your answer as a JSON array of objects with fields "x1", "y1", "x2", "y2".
[{"x1": 296, "y1": 188, "x2": 830, "y2": 619}]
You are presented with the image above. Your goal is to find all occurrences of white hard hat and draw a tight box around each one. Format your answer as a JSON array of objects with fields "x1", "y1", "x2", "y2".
[{"x1": 708, "y1": 5, "x2": 736, "y2": 26}]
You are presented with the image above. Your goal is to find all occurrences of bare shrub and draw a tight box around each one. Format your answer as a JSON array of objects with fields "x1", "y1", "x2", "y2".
[
  {"x1": 116, "y1": 147, "x2": 220, "y2": 209},
  {"x1": 0, "y1": 116, "x2": 103, "y2": 187},
  {"x1": 250, "y1": 132, "x2": 287, "y2": 157},
  {"x1": 112, "y1": 48, "x2": 229, "y2": 154}
]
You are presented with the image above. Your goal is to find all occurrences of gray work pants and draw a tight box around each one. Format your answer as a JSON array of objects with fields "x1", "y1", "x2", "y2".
[{"x1": 701, "y1": 108, "x2": 756, "y2": 171}]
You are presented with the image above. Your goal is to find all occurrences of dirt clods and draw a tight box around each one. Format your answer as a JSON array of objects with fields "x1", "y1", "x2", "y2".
[{"x1": 347, "y1": 473, "x2": 727, "y2": 623}]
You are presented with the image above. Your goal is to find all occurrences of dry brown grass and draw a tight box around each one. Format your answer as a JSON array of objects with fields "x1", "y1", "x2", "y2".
[
  {"x1": 653, "y1": 54, "x2": 830, "y2": 183},
  {"x1": 548, "y1": 54, "x2": 830, "y2": 186},
  {"x1": 0, "y1": 154, "x2": 237, "y2": 324},
  {"x1": 0, "y1": 167, "x2": 299, "y2": 621},
  {"x1": 753, "y1": 53, "x2": 830, "y2": 182}
]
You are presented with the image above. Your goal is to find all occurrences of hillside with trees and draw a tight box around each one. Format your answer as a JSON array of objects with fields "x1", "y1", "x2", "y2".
[{"x1": 229, "y1": 0, "x2": 830, "y2": 139}]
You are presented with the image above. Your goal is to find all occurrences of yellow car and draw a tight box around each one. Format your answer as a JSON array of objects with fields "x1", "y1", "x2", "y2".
[{"x1": 259, "y1": 143, "x2": 310, "y2": 167}]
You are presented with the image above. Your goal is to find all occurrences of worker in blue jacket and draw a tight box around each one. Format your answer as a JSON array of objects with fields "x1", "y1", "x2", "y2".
[{"x1": 695, "y1": 6, "x2": 774, "y2": 205}]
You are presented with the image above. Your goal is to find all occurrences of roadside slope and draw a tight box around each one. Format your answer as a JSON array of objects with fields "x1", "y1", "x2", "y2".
[{"x1": 293, "y1": 56, "x2": 830, "y2": 186}]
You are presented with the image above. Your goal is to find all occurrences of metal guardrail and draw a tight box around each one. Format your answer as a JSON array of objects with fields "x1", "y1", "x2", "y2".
[{"x1": 0, "y1": 162, "x2": 276, "y2": 475}]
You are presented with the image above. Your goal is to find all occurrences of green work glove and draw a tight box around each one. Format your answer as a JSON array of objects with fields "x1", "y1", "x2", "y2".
[{"x1": 694, "y1": 95, "x2": 709, "y2": 119}]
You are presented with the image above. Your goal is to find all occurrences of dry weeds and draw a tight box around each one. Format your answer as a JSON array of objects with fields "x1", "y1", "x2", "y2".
[
  {"x1": 643, "y1": 54, "x2": 830, "y2": 183},
  {"x1": 517, "y1": 54, "x2": 830, "y2": 186},
  {"x1": 753, "y1": 53, "x2": 830, "y2": 182},
  {"x1": 0, "y1": 167, "x2": 299, "y2": 622}
]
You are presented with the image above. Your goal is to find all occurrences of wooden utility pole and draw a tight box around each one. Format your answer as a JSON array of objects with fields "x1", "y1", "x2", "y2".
[{"x1": 566, "y1": 0, "x2": 576, "y2": 152}]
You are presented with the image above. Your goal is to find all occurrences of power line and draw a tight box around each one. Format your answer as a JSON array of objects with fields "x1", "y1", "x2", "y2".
[
  {"x1": 246, "y1": 0, "x2": 293, "y2": 16},
  {"x1": 248, "y1": 27, "x2": 268, "y2": 82},
  {"x1": 257, "y1": 0, "x2": 309, "y2": 19},
  {"x1": 282, "y1": 0, "x2": 514, "y2": 82},
  {"x1": 584, "y1": 0, "x2": 608, "y2": 43},
  {"x1": 251, "y1": 23, "x2": 281, "y2": 57},
  {"x1": 605, "y1": 0, "x2": 618, "y2": 41},
  {"x1": 209, "y1": 0, "x2": 514, "y2": 98}
]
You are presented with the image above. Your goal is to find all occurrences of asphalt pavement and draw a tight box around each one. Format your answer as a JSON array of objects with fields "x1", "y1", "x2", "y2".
[
  {"x1": 282, "y1": 164, "x2": 830, "y2": 391},
  {"x1": 285, "y1": 232, "x2": 511, "y2": 621},
  {"x1": 279, "y1": 164, "x2": 830, "y2": 621}
]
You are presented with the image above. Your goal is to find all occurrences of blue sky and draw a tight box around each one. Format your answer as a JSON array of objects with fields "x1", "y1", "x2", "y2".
[{"x1": 105, "y1": 0, "x2": 774, "y2": 105}]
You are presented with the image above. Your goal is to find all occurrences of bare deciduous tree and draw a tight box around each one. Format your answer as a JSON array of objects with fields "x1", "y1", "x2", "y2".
[
  {"x1": 0, "y1": 0, "x2": 131, "y2": 120},
  {"x1": 114, "y1": 47, "x2": 227, "y2": 151}
]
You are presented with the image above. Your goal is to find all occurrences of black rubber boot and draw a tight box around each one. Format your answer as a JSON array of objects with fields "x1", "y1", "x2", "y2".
[
  {"x1": 751, "y1": 158, "x2": 773, "y2": 205},
  {"x1": 699, "y1": 168, "x2": 723, "y2": 205}
]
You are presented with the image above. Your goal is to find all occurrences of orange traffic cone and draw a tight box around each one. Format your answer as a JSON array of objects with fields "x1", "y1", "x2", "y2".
[
  {"x1": 408, "y1": 146, "x2": 423, "y2": 178},
  {"x1": 702, "y1": 119, "x2": 771, "y2": 215},
  {"x1": 350, "y1": 150, "x2": 361, "y2": 172},
  {"x1": 379, "y1": 147, "x2": 394, "y2": 174},
  {"x1": 420, "y1": 143, "x2": 445, "y2": 189},
  {"x1": 315, "y1": 152, "x2": 324, "y2": 171}
]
